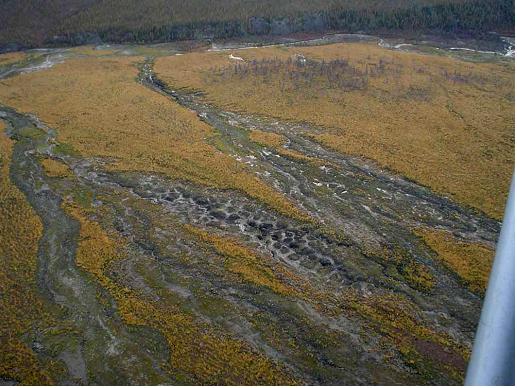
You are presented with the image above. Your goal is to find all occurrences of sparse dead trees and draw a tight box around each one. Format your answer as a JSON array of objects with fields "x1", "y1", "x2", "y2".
[
  {"x1": 209, "y1": 55, "x2": 409, "y2": 92},
  {"x1": 294, "y1": 54, "x2": 307, "y2": 67},
  {"x1": 442, "y1": 69, "x2": 478, "y2": 84}
]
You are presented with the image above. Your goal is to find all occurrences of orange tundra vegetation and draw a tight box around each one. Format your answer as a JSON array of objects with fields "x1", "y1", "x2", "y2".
[
  {"x1": 415, "y1": 228, "x2": 494, "y2": 295},
  {"x1": 343, "y1": 289, "x2": 468, "y2": 383},
  {"x1": 41, "y1": 157, "x2": 72, "y2": 178},
  {"x1": 63, "y1": 200, "x2": 297, "y2": 385},
  {"x1": 249, "y1": 129, "x2": 317, "y2": 163},
  {"x1": 0, "y1": 125, "x2": 53, "y2": 384},
  {"x1": 154, "y1": 42, "x2": 514, "y2": 219},
  {"x1": 0, "y1": 51, "x2": 26, "y2": 66},
  {"x1": 0, "y1": 56, "x2": 308, "y2": 222},
  {"x1": 184, "y1": 224, "x2": 303, "y2": 296}
]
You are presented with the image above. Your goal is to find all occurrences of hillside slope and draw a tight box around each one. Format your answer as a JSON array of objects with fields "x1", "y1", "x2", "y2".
[{"x1": 0, "y1": 0, "x2": 514, "y2": 50}]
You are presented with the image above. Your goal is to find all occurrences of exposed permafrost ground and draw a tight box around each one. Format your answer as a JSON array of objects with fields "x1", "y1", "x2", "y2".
[{"x1": 0, "y1": 39, "x2": 507, "y2": 384}]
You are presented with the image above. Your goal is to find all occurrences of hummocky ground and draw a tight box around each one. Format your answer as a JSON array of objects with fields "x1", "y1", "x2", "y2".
[{"x1": 0, "y1": 32, "x2": 513, "y2": 384}]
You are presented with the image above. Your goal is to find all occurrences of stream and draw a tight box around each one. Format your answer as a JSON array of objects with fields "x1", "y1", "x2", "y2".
[{"x1": 0, "y1": 41, "x2": 506, "y2": 384}]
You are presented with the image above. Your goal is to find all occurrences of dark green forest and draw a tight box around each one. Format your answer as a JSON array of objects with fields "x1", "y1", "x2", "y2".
[{"x1": 0, "y1": 0, "x2": 514, "y2": 51}]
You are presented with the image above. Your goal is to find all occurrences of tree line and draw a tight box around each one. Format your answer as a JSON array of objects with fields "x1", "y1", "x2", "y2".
[{"x1": 0, "y1": 0, "x2": 514, "y2": 50}]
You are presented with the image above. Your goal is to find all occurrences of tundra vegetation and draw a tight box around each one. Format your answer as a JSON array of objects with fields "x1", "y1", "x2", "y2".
[
  {"x1": 249, "y1": 129, "x2": 317, "y2": 163},
  {"x1": 415, "y1": 228, "x2": 494, "y2": 294},
  {"x1": 155, "y1": 42, "x2": 514, "y2": 219},
  {"x1": 0, "y1": 126, "x2": 53, "y2": 384},
  {"x1": 0, "y1": 52, "x2": 26, "y2": 66},
  {"x1": 0, "y1": 30, "x2": 512, "y2": 385},
  {"x1": 0, "y1": 56, "x2": 308, "y2": 222}
]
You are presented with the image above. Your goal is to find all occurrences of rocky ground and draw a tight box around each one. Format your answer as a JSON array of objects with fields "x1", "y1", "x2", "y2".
[{"x1": 0, "y1": 34, "x2": 509, "y2": 384}]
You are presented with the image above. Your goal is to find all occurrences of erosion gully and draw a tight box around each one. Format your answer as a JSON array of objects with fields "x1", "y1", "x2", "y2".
[{"x1": 0, "y1": 51, "x2": 501, "y2": 385}]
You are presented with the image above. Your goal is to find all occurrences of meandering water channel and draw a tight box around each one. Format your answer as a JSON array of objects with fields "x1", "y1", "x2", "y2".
[{"x1": 0, "y1": 39, "x2": 506, "y2": 384}]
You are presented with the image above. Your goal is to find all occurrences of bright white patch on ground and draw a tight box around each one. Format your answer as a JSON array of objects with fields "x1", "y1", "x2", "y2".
[{"x1": 229, "y1": 53, "x2": 244, "y2": 61}]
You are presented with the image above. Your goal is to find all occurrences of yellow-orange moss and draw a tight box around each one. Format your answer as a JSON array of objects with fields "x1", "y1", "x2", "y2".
[
  {"x1": 0, "y1": 128, "x2": 53, "y2": 385},
  {"x1": 64, "y1": 201, "x2": 297, "y2": 385},
  {"x1": 119, "y1": 297, "x2": 297, "y2": 385},
  {"x1": 249, "y1": 129, "x2": 314, "y2": 163},
  {"x1": 402, "y1": 261, "x2": 436, "y2": 293},
  {"x1": 0, "y1": 52, "x2": 26, "y2": 66},
  {"x1": 63, "y1": 201, "x2": 121, "y2": 279},
  {"x1": 0, "y1": 56, "x2": 309, "y2": 223},
  {"x1": 343, "y1": 290, "x2": 467, "y2": 382},
  {"x1": 155, "y1": 42, "x2": 514, "y2": 219},
  {"x1": 184, "y1": 224, "x2": 300, "y2": 296},
  {"x1": 249, "y1": 129, "x2": 285, "y2": 148},
  {"x1": 415, "y1": 228, "x2": 494, "y2": 294},
  {"x1": 41, "y1": 157, "x2": 72, "y2": 178},
  {"x1": 365, "y1": 243, "x2": 436, "y2": 292}
]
